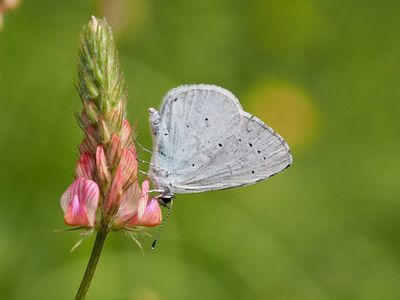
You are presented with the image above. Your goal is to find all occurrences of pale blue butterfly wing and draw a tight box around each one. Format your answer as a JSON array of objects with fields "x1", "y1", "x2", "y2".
[{"x1": 149, "y1": 84, "x2": 292, "y2": 194}]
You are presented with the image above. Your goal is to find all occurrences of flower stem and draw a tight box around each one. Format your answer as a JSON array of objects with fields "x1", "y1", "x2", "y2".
[{"x1": 75, "y1": 224, "x2": 108, "y2": 300}]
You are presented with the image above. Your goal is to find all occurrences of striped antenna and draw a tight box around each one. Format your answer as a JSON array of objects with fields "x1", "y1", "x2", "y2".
[{"x1": 151, "y1": 200, "x2": 174, "y2": 249}]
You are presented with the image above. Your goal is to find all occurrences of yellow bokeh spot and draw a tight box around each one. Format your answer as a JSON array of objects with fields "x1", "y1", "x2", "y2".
[{"x1": 244, "y1": 80, "x2": 320, "y2": 151}]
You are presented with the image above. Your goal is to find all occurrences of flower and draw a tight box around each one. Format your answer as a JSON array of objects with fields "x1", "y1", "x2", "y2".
[
  {"x1": 75, "y1": 152, "x2": 96, "y2": 180},
  {"x1": 60, "y1": 17, "x2": 162, "y2": 237},
  {"x1": 113, "y1": 181, "x2": 141, "y2": 225},
  {"x1": 130, "y1": 198, "x2": 163, "y2": 227},
  {"x1": 60, "y1": 177, "x2": 100, "y2": 227},
  {"x1": 114, "y1": 180, "x2": 162, "y2": 228},
  {"x1": 95, "y1": 145, "x2": 111, "y2": 185}
]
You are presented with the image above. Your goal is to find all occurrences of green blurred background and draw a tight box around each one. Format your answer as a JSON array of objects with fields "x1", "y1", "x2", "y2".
[{"x1": 1, "y1": 0, "x2": 399, "y2": 299}]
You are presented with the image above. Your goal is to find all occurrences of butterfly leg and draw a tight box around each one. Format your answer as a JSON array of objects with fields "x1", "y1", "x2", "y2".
[
  {"x1": 139, "y1": 170, "x2": 149, "y2": 175},
  {"x1": 148, "y1": 189, "x2": 165, "y2": 193},
  {"x1": 137, "y1": 158, "x2": 160, "y2": 168},
  {"x1": 137, "y1": 160, "x2": 167, "y2": 173},
  {"x1": 134, "y1": 139, "x2": 153, "y2": 154}
]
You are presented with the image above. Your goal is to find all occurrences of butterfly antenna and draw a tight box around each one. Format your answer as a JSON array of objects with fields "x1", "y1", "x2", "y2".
[{"x1": 151, "y1": 200, "x2": 174, "y2": 250}]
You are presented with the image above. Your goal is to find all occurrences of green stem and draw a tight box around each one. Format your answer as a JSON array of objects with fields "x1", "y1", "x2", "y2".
[{"x1": 75, "y1": 224, "x2": 108, "y2": 300}]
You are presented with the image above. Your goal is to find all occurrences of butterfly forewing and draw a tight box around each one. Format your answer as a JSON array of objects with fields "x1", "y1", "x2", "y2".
[{"x1": 150, "y1": 85, "x2": 242, "y2": 188}]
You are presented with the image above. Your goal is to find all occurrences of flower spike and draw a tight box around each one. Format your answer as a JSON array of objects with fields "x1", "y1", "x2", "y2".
[{"x1": 60, "y1": 16, "x2": 164, "y2": 299}]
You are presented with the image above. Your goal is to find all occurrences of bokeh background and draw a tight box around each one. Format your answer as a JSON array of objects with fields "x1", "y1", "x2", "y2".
[{"x1": 1, "y1": 0, "x2": 399, "y2": 299}]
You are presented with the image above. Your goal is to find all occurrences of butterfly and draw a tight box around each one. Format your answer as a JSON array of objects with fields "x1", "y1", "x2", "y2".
[{"x1": 148, "y1": 84, "x2": 292, "y2": 204}]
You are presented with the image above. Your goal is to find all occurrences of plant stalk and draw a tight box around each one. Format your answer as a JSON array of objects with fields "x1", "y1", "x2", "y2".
[{"x1": 75, "y1": 224, "x2": 108, "y2": 300}]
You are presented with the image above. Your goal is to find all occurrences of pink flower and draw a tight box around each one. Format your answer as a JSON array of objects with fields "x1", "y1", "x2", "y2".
[
  {"x1": 60, "y1": 177, "x2": 99, "y2": 227},
  {"x1": 104, "y1": 147, "x2": 138, "y2": 214},
  {"x1": 136, "y1": 180, "x2": 150, "y2": 220},
  {"x1": 130, "y1": 198, "x2": 162, "y2": 227},
  {"x1": 119, "y1": 147, "x2": 138, "y2": 187},
  {"x1": 108, "y1": 134, "x2": 122, "y2": 166},
  {"x1": 75, "y1": 152, "x2": 96, "y2": 180},
  {"x1": 120, "y1": 119, "x2": 133, "y2": 147},
  {"x1": 113, "y1": 181, "x2": 140, "y2": 225},
  {"x1": 79, "y1": 138, "x2": 93, "y2": 154},
  {"x1": 114, "y1": 180, "x2": 162, "y2": 228},
  {"x1": 129, "y1": 181, "x2": 162, "y2": 227},
  {"x1": 96, "y1": 145, "x2": 111, "y2": 184},
  {"x1": 104, "y1": 166, "x2": 123, "y2": 214},
  {"x1": 81, "y1": 126, "x2": 98, "y2": 154}
]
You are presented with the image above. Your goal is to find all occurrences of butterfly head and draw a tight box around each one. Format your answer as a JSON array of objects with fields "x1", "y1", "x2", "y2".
[
  {"x1": 149, "y1": 107, "x2": 160, "y2": 123},
  {"x1": 149, "y1": 107, "x2": 161, "y2": 137}
]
